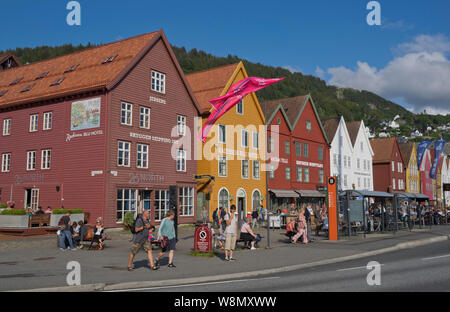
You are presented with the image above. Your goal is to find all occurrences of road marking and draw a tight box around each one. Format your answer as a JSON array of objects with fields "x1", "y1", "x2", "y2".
[
  {"x1": 422, "y1": 254, "x2": 450, "y2": 261},
  {"x1": 105, "y1": 276, "x2": 280, "y2": 292},
  {"x1": 337, "y1": 264, "x2": 384, "y2": 272}
]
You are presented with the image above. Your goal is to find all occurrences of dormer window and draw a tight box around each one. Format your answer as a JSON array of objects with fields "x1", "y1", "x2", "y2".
[
  {"x1": 21, "y1": 84, "x2": 36, "y2": 93},
  {"x1": 102, "y1": 55, "x2": 117, "y2": 64},
  {"x1": 50, "y1": 77, "x2": 65, "y2": 86},
  {"x1": 35, "y1": 72, "x2": 49, "y2": 80},
  {"x1": 9, "y1": 77, "x2": 23, "y2": 86},
  {"x1": 64, "y1": 64, "x2": 79, "y2": 73}
]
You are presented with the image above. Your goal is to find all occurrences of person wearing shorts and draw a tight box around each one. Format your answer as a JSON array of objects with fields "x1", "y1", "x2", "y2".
[
  {"x1": 155, "y1": 210, "x2": 177, "y2": 268},
  {"x1": 224, "y1": 205, "x2": 238, "y2": 261},
  {"x1": 127, "y1": 209, "x2": 158, "y2": 271}
]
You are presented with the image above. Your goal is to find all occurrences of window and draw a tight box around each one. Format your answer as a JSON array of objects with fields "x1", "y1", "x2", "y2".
[
  {"x1": 343, "y1": 156, "x2": 347, "y2": 168},
  {"x1": 29, "y1": 189, "x2": 39, "y2": 211},
  {"x1": 43, "y1": 112, "x2": 52, "y2": 130},
  {"x1": 21, "y1": 83, "x2": 36, "y2": 93},
  {"x1": 218, "y1": 155, "x2": 227, "y2": 177},
  {"x1": 219, "y1": 124, "x2": 226, "y2": 144},
  {"x1": 35, "y1": 71, "x2": 49, "y2": 80},
  {"x1": 296, "y1": 142, "x2": 301, "y2": 158},
  {"x1": 179, "y1": 187, "x2": 194, "y2": 216},
  {"x1": 0, "y1": 90, "x2": 7, "y2": 97},
  {"x1": 151, "y1": 70, "x2": 165, "y2": 94},
  {"x1": 219, "y1": 188, "x2": 229, "y2": 209},
  {"x1": 285, "y1": 166, "x2": 291, "y2": 181},
  {"x1": 176, "y1": 149, "x2": 186, "y2": 172},
  {"x1": 398, "y1": 162, "x2": 402, "y2": 173},
  {"x1": 121, "y1": 102, "x2": 133, "y2": 126},
  {"x1": 154, "y1": 190, "x2": 170, "y2": 221},
  {"x1": 241, "y1": 130, "x2": 248, "y2": 148},
  {"x1": 3, "y1": 119, "x2": 11, "y2": 136},
  {"x1": 358, "y1": 178, "x2": 361, "y2": 188},
  {"x1": 304, "y1": 167, "x2": 310, "y2": 183},
  {"x1": 253, "y1": 160, "x2": 260, "y2": 180},
  {"x1": 1, "y1": 153, "x2": 11, "y2": 172},
  {"x1": 392, "y1": 178, "x2": 396, "y2": 190},
  {"x1": 252, "y1": 190, "x2": 261, "y2": 210},
  {"x1": 50, "y1": 77, "x2": 65, "y2": 86},
  {"x1": 253, "y1": 132, "x2": 259, "y2": 149},
  {"x1": 118, "y1": 141, "x2": 130, "y2": 167},
  {"x1": 269, "y1": 164, "x2": 275, "y2": 179},
  {"x1": 41, "y1": 149, "x2": 51, "y2": 170},
  {"x1": 357, "y1": 158, "x2": 361, "y2": 169},
  {"x1": 27, "y1": 151, "x2": 36, "y2": 171},
  {"x1": 306, "y1": 120, "x2": 312, "y2": 131},
  {"x1": 241, "y1": 160, "x2": 249, "y2": 179},
  {"x1": 10, "y1": 77, "x2": 23, "y2": 86},
  {"x1": 361, "y1": 142, "x2": 364, "y2": 151},
  {"x1": 285, "y1": 140, "x2": 290, "y2": 155},
  {"x1": 318, "y1": 146, "x2": 323, "y2": 161},
  {"x1": 139, "y1": 107, "x2": 150, "y2": 129},
  {"x1": 303, "y1": 143, "x2": 309, "y2": 158},
  {"x1": 268, "y1": 136, "x2": 274, "y2": 153},
  {"x1": 392, "y1": 161, "x2": 395, "y2": 172},
  {"x1": 102, "y1": 55, "x2": 117, "y2": 64},
  {"x1": 64, "y1": 64, "x2": 79, "y2": 73},
  {"x1": 176, "y1": 115, "x2": 187, "y2": 136},
  {"x1": 333, "y1": 154, "x2": 337, "y2": 166},
  {"x1": 116, "y1": 189, "x2": 137, "y2": 223},
  {"x1": 136, "y1": 144, "x2": 148, "y2": 169},
  {"x1": 319, "y1": 169, "x2": 324, "y2": 184},
  {"x1": 30, "y1": 114, "x2": 38, "y2": 132},
  {"x1": 236, "y1": 100, "x2": 243, "y2": 115},
  {"x1": 344, "y1": 175, "x2": 348, "y2": 187},
  {"x1": 296, "y1": 166, "x2": 303, "y2": 182}
]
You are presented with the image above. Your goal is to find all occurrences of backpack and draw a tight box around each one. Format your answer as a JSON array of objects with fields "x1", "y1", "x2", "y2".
[
  {"x1": 58, "y1": 216, "x2": 67, "y2": 231},
  {"x1": 130, "y1": 215, "x2": 143, "y2": 234}
]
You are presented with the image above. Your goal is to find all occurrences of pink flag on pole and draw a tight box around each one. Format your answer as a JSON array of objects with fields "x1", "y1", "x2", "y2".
[{"x1": 199, "y1": 77, "x2": 285, "y2": 142}]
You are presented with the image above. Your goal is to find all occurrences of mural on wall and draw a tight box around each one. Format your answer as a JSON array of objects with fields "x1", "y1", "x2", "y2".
[{"x1": 71, "y1": 97, "x2": 101, "y2": 131}]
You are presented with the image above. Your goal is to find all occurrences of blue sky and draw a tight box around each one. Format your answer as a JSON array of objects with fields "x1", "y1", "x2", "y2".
[{"x1": 2, "y1": 0, "x2": 450, "y2": 114}]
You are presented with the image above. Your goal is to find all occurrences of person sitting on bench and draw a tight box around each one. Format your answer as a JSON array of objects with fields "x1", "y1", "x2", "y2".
[
  {"x1": 240, "y1": 217, "x2": 258, "y2": 250},
  {"x1": 93, "y1": 218, "x2": 105, "y2": 249}
]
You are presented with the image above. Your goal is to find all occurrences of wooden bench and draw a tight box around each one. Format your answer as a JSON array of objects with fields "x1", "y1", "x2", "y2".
[{"x1": 30, "y1": 214, "x2": 51, "y2": 227}]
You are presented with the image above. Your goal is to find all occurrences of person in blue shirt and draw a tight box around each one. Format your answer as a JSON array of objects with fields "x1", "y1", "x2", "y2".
[{"x1": 155, "y1": 210, "x2": 177, "y2": 268}]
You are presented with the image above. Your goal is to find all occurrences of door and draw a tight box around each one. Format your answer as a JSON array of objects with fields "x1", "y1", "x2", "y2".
[
  {"x1": 139, "y1": 190, "x2": 151, "y2": 214},
  {"x1": 24, "y1": 189, "x2": 39, "y2": 211},
  {"x1": 238, "y1": 197, "x2": 244, "y2": 226}
]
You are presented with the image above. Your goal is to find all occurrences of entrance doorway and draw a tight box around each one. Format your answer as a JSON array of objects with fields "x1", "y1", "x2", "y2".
[
  {"x1": 24, "y1": 189, "x2": 39, "y2": 210},
  {"x1": 237, "y1": 188, "x2": 247, "y2": 226},
  {"x1": 138, "y1": 190, "x2": 151, "y2": 214}
]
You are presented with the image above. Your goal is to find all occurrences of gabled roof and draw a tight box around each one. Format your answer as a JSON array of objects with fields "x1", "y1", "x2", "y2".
[
  {"x1": 185, "y1": 63, "x2": 239, "y2": 113},
  {"x1": 322, "y1": 118, "x2": 340, "y2": 143},
  {"x1": 399, "y1": 142, "x2": 414, "y2": 165},
  {"x1": 0, "y1": 30, "x2": 201, "y2": 113},
  {"x1": 262, "y1": 94, "x2": 329, "y2": 144},
  {"x1": 370, "y1": 137, "x2": 399, "y2": 164},
  {"x1": 346, "y1": 121, "x2": 361, "y2": 146},
  {"x1": 0, "y1": 53, "x2": 21, "y2": 70}
]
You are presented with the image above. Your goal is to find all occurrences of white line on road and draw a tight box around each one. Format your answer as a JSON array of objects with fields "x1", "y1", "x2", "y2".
[
  {"x1": 336, "y1": 264, "x2": 384, "y2": 272},
  {"x1": 421, "y1": 254, "x2": 450, "y2": 261},
  {"x1": 105, "y1": 276, "x2": 280, "y2": 292}
]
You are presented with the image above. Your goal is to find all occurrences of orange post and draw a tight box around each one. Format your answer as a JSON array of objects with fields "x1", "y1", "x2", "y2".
[{"x1": 328, "y1": 177, "x2": 338, "y2": 241}]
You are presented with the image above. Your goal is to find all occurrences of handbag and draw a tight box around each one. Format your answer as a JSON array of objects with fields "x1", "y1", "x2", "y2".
[{"x1": 160, "y1": 236, "x2": 169, "y2": 249}]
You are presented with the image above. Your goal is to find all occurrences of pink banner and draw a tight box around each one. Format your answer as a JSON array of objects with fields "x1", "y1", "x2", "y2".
[{"x1": 199, "y1": 77, "x2": 285, "y2": 142}]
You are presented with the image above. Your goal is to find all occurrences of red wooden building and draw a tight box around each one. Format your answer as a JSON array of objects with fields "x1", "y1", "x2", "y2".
[
  {"x1": 370, "y1": 138, "x2": 406, "y2": 193},
  {"x1": 262, "y1": 95, "x2": 330, "y2": 210},
  {"x1": 0, "y1": 30, "x2": 201, "y2": 227}
]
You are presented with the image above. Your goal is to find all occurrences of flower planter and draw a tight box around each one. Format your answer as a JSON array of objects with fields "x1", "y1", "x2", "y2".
[
  {"x1": 50, "y1": 213, "x2": 85, "y2": 227},
  {"x1": 0, "y1": 215, "x2": 30, "y2": 228}
]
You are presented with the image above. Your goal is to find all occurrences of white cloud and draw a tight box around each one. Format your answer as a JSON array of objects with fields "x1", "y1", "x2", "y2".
[
  {"x1": 282, "y1": 65, "x2": 302, "y2": 74},
  {"x1": 327, "y1": 34, "x2": 450, "y2": 115},
  {"x1": 315, "y1": 66, "x2": 326, "y2": 79}
]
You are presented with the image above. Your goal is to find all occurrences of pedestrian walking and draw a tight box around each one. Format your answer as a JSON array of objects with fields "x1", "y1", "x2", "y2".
[
  {"x1": 224, "y1": 205, "x2": 238, "y2": 261},
  {"x1": 292, "y1": 208, "x2": 308, "y2": 244},
  {"x1": 305, "y1": 204, "x2": 313, "y2": 242},
  {"x1": 251, "y1": 208, "x2": 259, "y2": 229},
  {"x1": 59, "y1": 211, "x2": 76, "y2": 251},
  {"x1": 212, "y1": 207, "x2": 219, "y2": 229},
  {"x1": 127, "y1": 209, "x2": 158, "y2": 271},
  {"x1": 155, "y1": 210, "x2": 177, "y2": 268},
  {"x1": 219, "y1": 207, "x2": 227, "y2": 231}
]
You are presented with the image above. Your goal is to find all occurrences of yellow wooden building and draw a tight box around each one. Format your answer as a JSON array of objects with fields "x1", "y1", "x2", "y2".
[
  {"x1": 399, "y1": 142, "x2": 420, "y2": 194},
  {"x1": 186, "y1": 62, "x2": 267, "y2": 221}
]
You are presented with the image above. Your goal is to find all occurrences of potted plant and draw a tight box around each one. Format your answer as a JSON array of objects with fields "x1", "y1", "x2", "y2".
[
  {"x1": 50, "y1": 209, "x2": 84, "y2": 227},
  {"x1": 123, "y1": 211, "x2": 135, "y2": 231},
  {"x1": 0, "y1": 209, "x2": 29, "y2": 228}
]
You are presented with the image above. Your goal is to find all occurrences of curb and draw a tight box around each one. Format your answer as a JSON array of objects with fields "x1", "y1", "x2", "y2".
[{"x1": 10, "y1": 234, "x2": 449, "y2": 292}]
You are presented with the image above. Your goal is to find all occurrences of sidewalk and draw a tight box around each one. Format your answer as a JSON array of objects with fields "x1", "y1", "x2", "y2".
[{"x1": 1, "y1": 225, "x2": 449, "y2": 291}]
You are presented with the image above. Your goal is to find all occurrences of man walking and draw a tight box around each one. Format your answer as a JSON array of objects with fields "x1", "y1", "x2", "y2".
[
  {"x1": 219, "y1": 207, "x2": 227, "y2": 231},
  {"x1": 224, "y1": 205, "x2": 238, "y2": 261},
  {"x1": 212, "y1": 207, "x2": 219, "y2": 229},
  {"x1": 251, "y1": 208, "x2": 259, "y2": 229},
  {"x1": 60, "y1": 211, "x2": 76, "y2": 251},
  {"x1": 305, "y1": 204, "x2": 314, "y2": 242},
  {"x1": 127, "y1": 209, "x2": 158, "y2": 271}
]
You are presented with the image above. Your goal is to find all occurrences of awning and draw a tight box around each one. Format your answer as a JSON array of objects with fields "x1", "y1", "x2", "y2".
[
  {"x1": 269, "y1": 189, "x2": 299, "y2": 198},
  {"x1": 295, "y1": 190, "x2": 326, "y2": 198},
  {"x1": 342, "y1": 190, "x2": 394, "y2": 198},
  {"x1": 396, "y1": 193, "x2": 429, "y2": 200}
]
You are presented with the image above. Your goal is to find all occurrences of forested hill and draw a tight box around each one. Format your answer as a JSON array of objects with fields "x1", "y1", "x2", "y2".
[{"x1": 2, "y1": 43, "x2": 449, "y2": 135}]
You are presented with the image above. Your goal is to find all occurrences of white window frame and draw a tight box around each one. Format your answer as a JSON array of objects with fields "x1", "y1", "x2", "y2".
[
  {"x1": 241, "y1": 159, "x2": 249, "y2": 179},
  {"x1": 151, "y1": 70, "x2": 166, "y2": 94},
  {"x1": 297, "y1": 166, "x2": 303, "y2": 182},
  {"x1": 218, "y1": 155, "x2": 227, "y2": 177},
  {"x1": 241, "y1": 129, "x2": 248, "y2": 148},
  {"x1": 30, "y1": 114, "x2": 38, "y2": 132},
  {"x1": 236, "y1": 100, "x2": 243, "y2": 115},
  {"x1": 269, "y1": 164, "x2": 275, "y2": 179},
  {"x1": 179, "y1": 187, "x2": 194, "y2": 216},
  {"x1": 176, "y1": 149, "x2": 186, "y2": 172},
  {"x1": 306, "y1": 120, "x2": 312, "y2": 131},
  {"x1": 43, "y1": 112, "x2": 52, "y2": 130},
  {"x1": 1, "y1": 153, "x2": 11, "y2": 172},
  {"x1": 177, "y1": 115, "x2": 186, "y2": 136},
  {"x1": 344, "y1": 175, "x2": 348, "y2": 187},
  {"x1": 218, "y1": 124, "x2": 226, "y2": 144},
  {"x1": 118, "y1": 141, "x2": 131, "y2": 167},
  {"x1": 304, "y1": 167, "x2": 310, "y2": 183},
  {"x1": 121, "y1": 102, "x2": 133, "y2": 126},
  {"x1": 136, "y1": 144, "x2": 148, "y2": 169},
  {"x1": 154, "y1": 190, "x2": 169, "y2": 221},
  {"x1": 116, "y1": 189, "x2": 138, "y2": 223},
  {"x1": 41, "y1": 149, "x2": 51, "y2": 170},
  {"x1": 27, "y1": 151, "x2": 36, "y2": 171},
  {"x1": 285, "y1": 166, "x2": 291, "y2": 181},
  {"x1": 139, "y1": 106, "x2": 150, "y2": 129},
  {"x1": 3, "y1": 119, "x2": 11, "y2": 136},
  {"x1": 252, "y1": 132, "x2": 259, "y2": 149},
  {"x1": 392, "y1": 161, "x2": 395, "y2": 172},
  {"x1": 393, "y1": 178, "x2": 396, "y2": 190},
  {"x1": 319, "y1": 168, "x2": 324, "y2": 184},
  {"x1": 253, "y1": 160, "x2": 260, "y2": 180}
]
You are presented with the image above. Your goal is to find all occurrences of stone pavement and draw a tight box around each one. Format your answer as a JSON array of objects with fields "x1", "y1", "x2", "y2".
[{"x1": 1, "y1": 224, "x2": 449, "y2": 291}]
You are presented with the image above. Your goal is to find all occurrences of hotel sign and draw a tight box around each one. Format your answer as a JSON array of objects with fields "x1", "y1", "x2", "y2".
[{"x1": 296, "y1": 160, "x2": 323, "y2": 168}]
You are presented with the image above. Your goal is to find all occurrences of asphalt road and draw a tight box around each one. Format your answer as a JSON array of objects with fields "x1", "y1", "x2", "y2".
[{"x1": 122, "y1": 240, "x2": 450, "y2": 292}]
